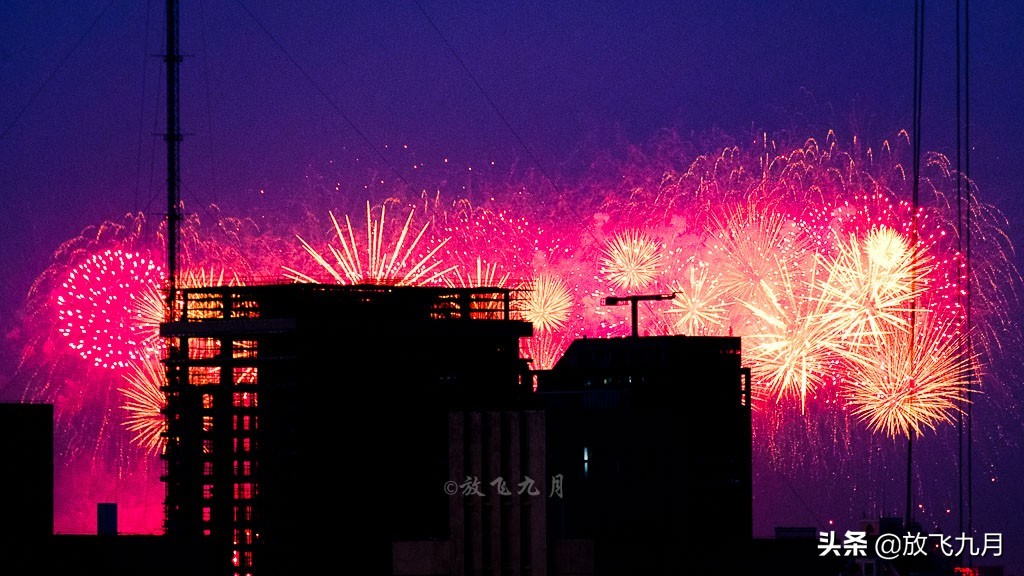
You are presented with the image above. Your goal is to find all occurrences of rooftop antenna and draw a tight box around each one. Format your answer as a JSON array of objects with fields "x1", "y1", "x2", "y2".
[
  {"x1": 164, "y1": 0, "x2": 182, "y2": 314},
  {"x1": 603, "y1": 293, "x2": 676, "y2": 337}
]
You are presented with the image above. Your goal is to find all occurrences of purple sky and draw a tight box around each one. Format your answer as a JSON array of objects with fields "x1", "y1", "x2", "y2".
[{"x1": 3, "y1": 1, "x2": 1024, "y2": 571}]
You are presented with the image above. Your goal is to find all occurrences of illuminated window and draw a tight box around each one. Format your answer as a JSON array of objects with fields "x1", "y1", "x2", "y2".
[
  {"x1": 583, "y1": 446, "x2": 589, "y2": 477},
  {"x1": 202, "y1": 439, "x2": 213, "y2": 454},
  {"x1": 202, "y1": 507, "x2": 211, "y2": 522},
  {"x1": 233, "y1": 367, "x2": 257, "y2": 385},
  {"x1": 203, "y1": 462, "x2": 214, "y2": 476},
  {"x1": 232, "y1": 340, "x2": 258, "y2": 359},
  {"x1": 234, "y1": 415, "x2": 255, "y2": 431},
  {"x1": 202, "y1": 415, "x2": 214, "y2": 432},
  {"x1": 234, "y1": 483, "x2": 255, "y2": 499},
  {"x1": 202, "y1": 394, "x2": 214, "y2": 409},
  {"x1": 186, "y1": 294, "x2": 224, "y2": 320},
  {"x1": 232, "y1": 392, "x2": 257, "y2": 408},
  {"x1": 229, "y1": 298, "x2": 259, "y2": 319},
  {"x1": 234, "y1": 460, "x2": 252, "y2": 476},
  {"x1": 189, "y1": 366, "x2": 221, "y2": 386},
  {"x1": 203, "y1": 484, "x2": 213, "y2": 499},
  {"x1": 237, "y1": 505, "x2": 253, "y2": 521},
  {"x1": 188, "y1": 338, "x2": 220, "y2": 360}
]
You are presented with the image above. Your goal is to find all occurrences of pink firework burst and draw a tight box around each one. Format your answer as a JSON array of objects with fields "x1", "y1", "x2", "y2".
[{"x1": 56, "y1": 250, "x2": 165, "y2": 370}]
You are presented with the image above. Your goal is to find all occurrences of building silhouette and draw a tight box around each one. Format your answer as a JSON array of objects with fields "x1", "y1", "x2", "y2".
[
  {"x1": 157, "y1": 283, "x2": 753, "y2": 575},
  {"x1": 537, "y1": 335, "x2": 752, "y2": 575},
  {"x1": 159, "y1": 284, "x2": 532, "y2": 575},
  {"x1": 0, "y1": 403, "x2": 217, "y2": 576}
]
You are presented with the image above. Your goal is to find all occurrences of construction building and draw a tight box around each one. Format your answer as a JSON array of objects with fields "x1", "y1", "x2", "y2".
[{"x1": 159, "y1": 284, "x2": 533, "y2": 575}]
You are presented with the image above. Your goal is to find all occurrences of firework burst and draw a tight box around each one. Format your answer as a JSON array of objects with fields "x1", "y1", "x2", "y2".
[
  {"x1": 665, "y1": 264, "x2": 729, "y2": 335},
  {"x1": 845, "y1": 310, "x2": 975, "y2": 438},
  {"x1": 285, "y1": 201, "x2": 455, "y2": 286},
  {"x1": 742, "y1": 260, "x2": 848, "y2": 411},
  {"x1": 56, "y1": 250, "x2": 165, "y2": 370},
  {"x1": 599, "y1": 230, "x2": 663, "y2": 291},
  {"x1": 445, "y1": 256, "x2": 511, "y2": 289},
  {"x1": 708, "y1": 201, "x2": 807, "y2": 315},
  {"x1": 816, "y1": 228, "x2": 931, "y2": 347},
  {"x1": 521, "y1": 330, "x2": 573, "y2": 371},
  {"x1": 517, "y1": 274, "x2": 573, "y2": 332},
  {"x1": 119, "y1": 354, "x2": 167, "y2": 456}
]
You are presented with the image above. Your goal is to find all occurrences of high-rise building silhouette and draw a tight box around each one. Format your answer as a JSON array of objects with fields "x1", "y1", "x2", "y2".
[
  {"x1": 160, "y1": 284, "x2": 532, "y2": 575},
  {"x1": 0, "y1": 403, "x2": 53, "y2": 573},
  {"x1": 159, "y1": 283, "x2": 752, "y2": 575},
  {"x1": 537, "y1": 335, "x2": 751, "y2": 574}
]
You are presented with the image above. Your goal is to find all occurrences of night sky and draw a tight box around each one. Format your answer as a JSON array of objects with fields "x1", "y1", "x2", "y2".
[{"x1": 3, "y1": 1, "x2": 1024, "y2": 572}]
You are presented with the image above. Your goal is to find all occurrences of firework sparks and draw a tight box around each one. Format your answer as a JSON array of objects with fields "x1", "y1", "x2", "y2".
[
  {"x1": 445, "y1": 256, "x2": 511, "y2": 289},
  {"x1": 517, "y1": 274, "x2": 573, "y2": 332},
  {"x1": 845, "y1": 310, "x2": 975, "y2": 438},
  {"x1": 742, "y1": 260, "x2": 849, "y2": 411},
  {"x1": 599, "y1": 230, "x2": 663, "y2": 291},
  {"x1": 816, "y1": 228, "x2": 930, "y2": 347},
  {"x1": 709, "y1": 201, "x2": 807, "y2": 314},
  {"x1": 666, "y1": 264, "x2": 729, "y2": 335},
  {"x1": 119, "y1": 354, "x2": 167, "y2": 456},
  {"x1": 285, "y1": 201, "x2": 455, "y2": 286},
  {"x1": 521, "y1": 330, "x2": 573, "y2": 371},
  {"x1": 56, "y1": 250, "x2": 165, "y2": 369}
]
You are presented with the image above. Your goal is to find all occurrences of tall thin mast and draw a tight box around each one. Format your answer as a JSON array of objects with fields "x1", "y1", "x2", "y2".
[{"x1": 165, "y1": 0, "x2": 181, "y2": 312}]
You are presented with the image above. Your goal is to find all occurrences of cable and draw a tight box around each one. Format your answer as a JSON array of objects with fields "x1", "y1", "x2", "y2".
[
  {"x1": 1, "y1": 0, "x2": 118, "y2": 141},
  {"x1": 199, "y1": 0, "x2": 220, "y2": 206},
  {"x1": 134, "y1": 0, "x2": 154, "y2": 213},
  {"x1": 412, "y1": 0, "x2": 562, "y2": 198},
  {"x1": 233, "y1": 0, "x2": 417, "y2": 196},
  {"x1": 906, "y1": 0, "x2": 925, "y2": 529}
]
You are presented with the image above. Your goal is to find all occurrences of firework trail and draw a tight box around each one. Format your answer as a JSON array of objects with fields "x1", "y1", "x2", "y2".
[
  {"x1": 285, "y1": 200, "x2": 455, "y2": 286},
  {"x1": 120, "y1": 354, "x2": 167, "y2": 456}
]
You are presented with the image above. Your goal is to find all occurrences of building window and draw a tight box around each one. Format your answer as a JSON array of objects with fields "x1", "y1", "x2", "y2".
[
  {"x1": 202, "y1": 507, "x2": 211, "y2": 522},
  {"x1": 188, "y1": 338, "x2": 220, "y2": 360},
  {"x1": 229, "y1": 298, "x2": 259, "y2": 319},
  {"x1": 232, "y1": 392, "x2": 257, "y2": 408},
  {"x1": 583, "y1": 446, "x2": 589, "y2": 478},
  {"x1": 233, "y1": 367, "x2": 257, "y2": 385},
  {"x1": 234, "y1": 483, "x2": 256, "y2": 500},
  {"x1": 202, "y1": 415, "x2": 214, "y2": 432},
  {"x1": 232, "y1": 340, "x2": 258, "y2": 359},
  {"x1": 234, "y1": 460, "x2": 252, "y2": 476},
  {"x1": 189, "y1": 366, "x2": 221, "y2": 386},
  {"x1": 203, "y1": 484, "x2": 213, "y2": 500},
  {"x1": 202, "y1": 394, "x2": 214, "y2": 410},
  {"x1": 234, "y1": 415, "x2": 255, "y2": 431},
  {"x1": 203, "y1": 461, "x2": 214, "y2": 476}
]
